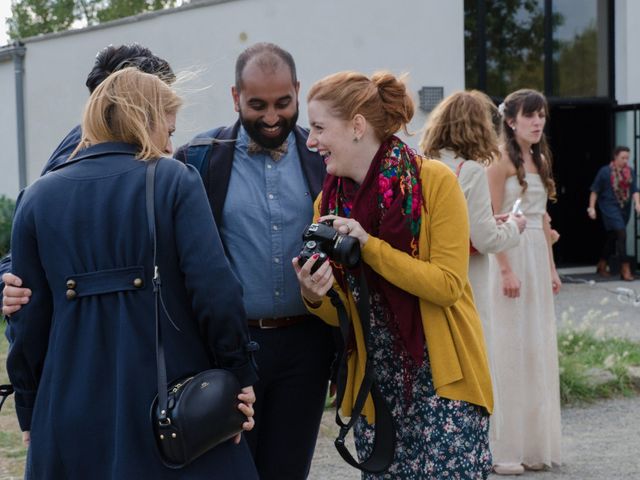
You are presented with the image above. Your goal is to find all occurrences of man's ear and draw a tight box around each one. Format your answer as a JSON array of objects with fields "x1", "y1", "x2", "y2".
[{"x1": 231, "y1": 86, "x2": 240, "y2": 113}]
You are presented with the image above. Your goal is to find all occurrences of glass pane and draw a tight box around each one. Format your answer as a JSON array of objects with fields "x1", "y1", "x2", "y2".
[
  {"x1": 552, "y1": 0, "x2": 608, "y2": 97},
  {"x1": 615, "y1": 110, "x2": 640, "y2": 261},
  {"x1": 464, "y1": 0, "x2": 479, "y2": 89},
  {"x1": 485, "y1": 0, "x2": 545, "y2": 97}
]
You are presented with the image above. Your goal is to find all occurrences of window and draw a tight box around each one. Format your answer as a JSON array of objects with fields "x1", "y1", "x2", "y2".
[
  {"x1": 552, "y1": 0, "x2": 609, "y2": 97},
  {"x1": 465, "y1": 0, "x2": 610, "y2": 98}
]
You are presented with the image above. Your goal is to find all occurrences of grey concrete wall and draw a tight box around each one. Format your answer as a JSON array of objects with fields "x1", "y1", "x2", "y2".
[
  {"x1": 0, "y1": 60, "x2": 18, "y2": 198},
  {"x1": 0, "y1": 0, "x2": 464, "y2": 197},
  {"x1": 615, "y1": 0, "x2": 640, "y2": 104}
]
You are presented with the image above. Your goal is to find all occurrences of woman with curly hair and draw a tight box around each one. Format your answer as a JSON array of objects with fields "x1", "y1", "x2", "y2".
[{"x1": 420, "y1": 90, "x2": 525, "y2": 354}]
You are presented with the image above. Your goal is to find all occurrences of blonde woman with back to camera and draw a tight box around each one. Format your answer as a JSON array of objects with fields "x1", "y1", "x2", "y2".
[
  {"x1": 292, "y1": 71, "x2": 494, "y2": 479},
  {"x1": 419, "y1": 90, "x2": 526, "y2": 446},
  {"x1": 486, "y1": 89, "x2": 562, "y2": 475},
  {"x1": 6, "y1": 68, "x2": 258, "y2": 479}
]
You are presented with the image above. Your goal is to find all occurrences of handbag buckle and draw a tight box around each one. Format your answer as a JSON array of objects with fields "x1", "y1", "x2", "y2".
[{"x1": 158, "y1": 417, "x2": 172, "y2": 427}]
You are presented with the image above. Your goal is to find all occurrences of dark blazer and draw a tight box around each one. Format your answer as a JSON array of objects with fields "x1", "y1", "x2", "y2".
[
  {"x1": 174, "y1": 120, "x2": 326, "y2": 226},
  {"x1": 7, "y1": 143, "x2": 258, "y2": 479}
]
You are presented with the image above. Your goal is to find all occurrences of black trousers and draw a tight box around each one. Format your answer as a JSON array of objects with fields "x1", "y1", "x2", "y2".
[
  {"x1": 246, "y1": 317, "x2": 335, "y2": 480},
  {"x1": 602, "y1": 228, "x2": 628, "y2": 262}
]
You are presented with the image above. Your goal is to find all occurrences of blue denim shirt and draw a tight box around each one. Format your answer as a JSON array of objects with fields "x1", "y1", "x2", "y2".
[{"x1": 219, "y1": 127, "x2": 314, "y2": 319}]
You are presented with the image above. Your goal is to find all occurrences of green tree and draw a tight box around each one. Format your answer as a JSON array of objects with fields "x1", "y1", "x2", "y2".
[
  {"x1": 554, "y1": 23, "x2": 599, "y2": 97},
  {"x1": 7, "y1": 0, "x2": 177, "y2": 40},
  {"x1": 465, "y1": 0, "x2": 564, "y2": 97},
  {"x1": 0, "y1": 195, "x2": 16, "y2": 258},
  {"x1": 8, "y1": 0, "x2": 76, "y2": 39}
]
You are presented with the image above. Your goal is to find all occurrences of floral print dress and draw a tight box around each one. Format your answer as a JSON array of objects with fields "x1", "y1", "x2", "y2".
[{"x1": 353, "y1": 289, "x2": 492, "y2": 480}]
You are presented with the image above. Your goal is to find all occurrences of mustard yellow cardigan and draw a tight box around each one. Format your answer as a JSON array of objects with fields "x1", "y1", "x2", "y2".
[{"x1": 306, "y1": 158, "x2": 493, "y2": 422}]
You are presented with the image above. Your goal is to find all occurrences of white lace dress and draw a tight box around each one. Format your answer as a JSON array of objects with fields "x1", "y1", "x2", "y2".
[{"x1": 488, "y1": 174, "x2": 562, "y2": 467}]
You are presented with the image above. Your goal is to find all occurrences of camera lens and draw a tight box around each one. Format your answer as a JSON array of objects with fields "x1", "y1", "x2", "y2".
[{"x1": 333, "y1": 235, "x2": 360, "y2": 268}]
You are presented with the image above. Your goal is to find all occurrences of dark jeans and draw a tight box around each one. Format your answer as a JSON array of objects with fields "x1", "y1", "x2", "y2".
[
  {"x1": 246, "y1": 317, "x2": 335, "y2": 480},
  {"x1": 602, "y1": 228, "x2": 629, "y2": 263}
]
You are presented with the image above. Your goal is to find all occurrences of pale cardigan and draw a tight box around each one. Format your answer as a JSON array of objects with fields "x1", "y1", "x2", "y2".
[{"x1": 306, "y1": 158, "x2": 493, "y2": 422}]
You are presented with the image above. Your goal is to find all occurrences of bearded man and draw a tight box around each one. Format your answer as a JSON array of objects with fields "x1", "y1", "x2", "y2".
[{"x1": 174, "y1": 43, "x2": 334, "y2": 480}]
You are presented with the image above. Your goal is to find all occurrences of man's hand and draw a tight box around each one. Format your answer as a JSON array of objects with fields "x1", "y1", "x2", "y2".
[
  {"x1": 233, "y1": 386, "x2": 256, "y2": 444},
  {"x1": 2, "y1": 273, "x2": 31, "y2": 316}
]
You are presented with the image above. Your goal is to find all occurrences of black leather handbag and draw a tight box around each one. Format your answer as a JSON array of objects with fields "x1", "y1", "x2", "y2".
[{"x1": 145, "y1": 161, "x2": 245, "y2": 468}]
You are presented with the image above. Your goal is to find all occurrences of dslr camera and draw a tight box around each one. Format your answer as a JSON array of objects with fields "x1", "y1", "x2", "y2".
[{"x1": 298, "y1": 220, "x2": 361, "y2": 274}]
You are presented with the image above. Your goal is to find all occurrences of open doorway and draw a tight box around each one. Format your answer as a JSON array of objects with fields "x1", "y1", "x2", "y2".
[{"x1": 546, "y1": 101, "x2": 613, "y2": 267}]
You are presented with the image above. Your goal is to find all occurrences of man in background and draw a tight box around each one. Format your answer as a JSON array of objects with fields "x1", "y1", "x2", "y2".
[{"x1": 587, "y1": 145, "x2": 640, "y2": 280}]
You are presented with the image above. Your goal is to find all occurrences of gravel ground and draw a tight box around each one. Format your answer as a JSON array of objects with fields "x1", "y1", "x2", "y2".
[
  {"x1": 2, "y1": 277, "x2": 638, "y2": 479},
  {"x1": 309, "y1": 276, "x2": 640, "y2": 479}
]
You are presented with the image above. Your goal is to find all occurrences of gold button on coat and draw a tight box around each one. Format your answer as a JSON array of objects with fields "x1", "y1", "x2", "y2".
[
  {"x1": 133, "y1": 278, "x2": 143, "y2": 288},
  {"x1": 66, "y1": 289, "x2": 77, "y2": 300},
  {"x1": 66, "y1": 279, "x2": 76, "y2": 289}
]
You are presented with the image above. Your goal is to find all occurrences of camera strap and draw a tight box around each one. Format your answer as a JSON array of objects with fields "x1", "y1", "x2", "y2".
[
  {"x1": 0, "y1": 384, "x2": 14, "y2": 413},
  {"x1": 327, "y1": 271, "x2": 396, "y2": 474}
]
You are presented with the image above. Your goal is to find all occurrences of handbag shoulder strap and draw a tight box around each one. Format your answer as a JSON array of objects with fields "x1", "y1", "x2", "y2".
[
  {"x1": 0, "y1": 384, "x2": 14, "y2": 413},
  {"x1": 328, "y1": 271, "x2": 396, "y2": 473},
  {"x1": 146, "y1": 161, "x2": 171, "y2": 423}
]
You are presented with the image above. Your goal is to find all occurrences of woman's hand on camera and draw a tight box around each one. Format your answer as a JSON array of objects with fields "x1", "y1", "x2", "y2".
[
  {"x1": 292, "y1": 253, "x2": 334, "y2": 305},
  {"x1": 318, "y1": 215, "x2": 369, "y2": 247},
  {"x1": 234, "y1": 386, "x2": 256, "y2": 444}
]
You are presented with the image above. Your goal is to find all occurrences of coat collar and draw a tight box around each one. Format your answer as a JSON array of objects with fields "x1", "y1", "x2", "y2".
[{"x1": 51, "y1": 142, "x2": 140, "y2": 172}]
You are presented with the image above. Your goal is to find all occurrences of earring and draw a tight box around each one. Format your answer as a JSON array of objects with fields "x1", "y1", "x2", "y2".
[
  {"x1": 353, "y1": 137, "x2": 359, "y2": 143},
  {"x1": 511, "y1": 126, "x2": 516, "y2": 131}
]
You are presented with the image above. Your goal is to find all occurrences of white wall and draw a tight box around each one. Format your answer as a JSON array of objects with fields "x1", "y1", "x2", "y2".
[
  {"x1": 0, "y1": 0, "x2": 464, "y2": 196},
  {"x1": 0, "y1": 60, "x2": 18, "y2": 198},
  {"x1": 615, "y1": 0, "x2": 640, "y2": 104}
]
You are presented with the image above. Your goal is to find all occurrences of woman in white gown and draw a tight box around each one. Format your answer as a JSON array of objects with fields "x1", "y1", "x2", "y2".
[
  {"x1": 486, "y1": 89, "x2": 562, "y2": 475},
  {"x1": 419, "y1": 90, "x2": 525, "y2": 422}
]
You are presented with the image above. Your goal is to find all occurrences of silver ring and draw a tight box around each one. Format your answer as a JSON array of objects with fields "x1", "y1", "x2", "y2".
[{"x1": 311, "y1": 277, "x2": 318, "y2": 284}]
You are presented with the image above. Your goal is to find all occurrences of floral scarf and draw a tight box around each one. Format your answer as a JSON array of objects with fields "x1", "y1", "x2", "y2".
[
  {"x1": 610, "y1": 161, "x2": 632, "y2": 208},
  {"x1": 321, "y1": 136, "x2": 425, "y2": 371}
]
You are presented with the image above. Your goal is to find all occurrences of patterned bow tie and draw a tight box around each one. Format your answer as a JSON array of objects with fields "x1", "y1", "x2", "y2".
[{"x1": 247, "y1": 138, "x2": 288, "y2": 161}]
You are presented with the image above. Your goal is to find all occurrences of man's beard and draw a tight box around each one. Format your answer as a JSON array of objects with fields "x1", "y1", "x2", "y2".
[{"x1": 239, "y1": 106, "x2": 299, "y2": 149}]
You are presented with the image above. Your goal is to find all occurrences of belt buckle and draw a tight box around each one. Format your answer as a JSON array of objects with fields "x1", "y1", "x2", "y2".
[{"x1": 258, "y1": 318, "x2": 278, "y2": 329}]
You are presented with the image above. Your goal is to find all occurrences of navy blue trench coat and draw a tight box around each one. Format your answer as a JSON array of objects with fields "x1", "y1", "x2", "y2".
[{"x1": 6, "y1": 143, "x2": 259, "y2": 479}]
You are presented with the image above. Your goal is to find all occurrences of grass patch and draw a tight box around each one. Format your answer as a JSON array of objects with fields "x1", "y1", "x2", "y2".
[
  {"x1": 559, "y1": 327, "x2": 640, "y2": 405},
  {"x1": 1, "y1": 320, "x2": 27, "y2": 477}
]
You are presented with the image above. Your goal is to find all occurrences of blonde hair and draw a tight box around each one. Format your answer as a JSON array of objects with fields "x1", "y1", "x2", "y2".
[
  {"x1": 419, "y1": 90, "x2": 499, "y2": 165},
  {"x1": 307, "y1": 70, "x2": 414, "y2": 141},
  {"x1": 74, "y1": 67, "x2": 182, "y2": 160}
]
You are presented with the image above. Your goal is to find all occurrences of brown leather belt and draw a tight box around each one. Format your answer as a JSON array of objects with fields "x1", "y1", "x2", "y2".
[{"x1": 248, "y1": 315, "x2": 308, "y2": 329}]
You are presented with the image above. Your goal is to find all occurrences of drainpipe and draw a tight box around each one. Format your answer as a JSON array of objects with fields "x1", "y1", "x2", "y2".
[
  {"x1": 0, "y1": 41, "x2": 27, "y2": 190},
  {"x1": 13, "y1": 43, "x2": 27, "y2": 189}
]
